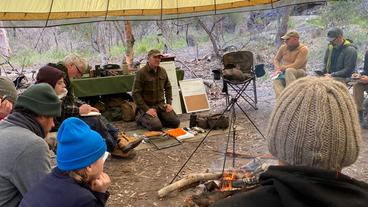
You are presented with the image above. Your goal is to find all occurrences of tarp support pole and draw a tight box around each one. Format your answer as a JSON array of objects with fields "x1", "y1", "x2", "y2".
[
  {"x1": 105, "y1": 0, "x2": 111, "y2": 21},
  {"x1": 34, "y1": 0, "x2": 55, "y2": 50}
]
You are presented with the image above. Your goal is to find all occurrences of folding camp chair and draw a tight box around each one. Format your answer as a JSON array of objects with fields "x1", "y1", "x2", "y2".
[{"x1": 222, "y1": 51, "x2": 258, "y2": 110}]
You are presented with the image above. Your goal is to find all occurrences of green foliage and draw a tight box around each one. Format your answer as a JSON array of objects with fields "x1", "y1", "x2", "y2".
[
  {"x1": 288, "y1": 18, "x2": 296, "y2": 29},
  {"x1": 227, "y1": 13, "x2": 244, "y2": 26},
  {"x1": 170, "y1": 37, "x2": 187, "y2": 49},
  {"x1": 10, "y1": 49, "x2": 41, "y2": 67},
  {"x1": 322, "y1": 0, "x2": 367, "y2": 26},
  {"x1": 109, "y1": 43, "x2": 126, "y2": 58},
  {"x1": 134, "y1": 34, "x2": 164, "y2": 55},
  {"x1": 306, "y1": 17, "x2": 325, "y2": 28},
  {"x1": 44, "y1": 49, "x2": 68, "y2": 61}
]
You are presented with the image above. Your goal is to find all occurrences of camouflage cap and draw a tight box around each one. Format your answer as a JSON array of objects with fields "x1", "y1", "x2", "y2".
[
  {"x1": 281, "y1": 31, "x2": 300, "y2": 40},
  {"x1": 147, "y1": 49, "x2": 163, "y2": 57}
]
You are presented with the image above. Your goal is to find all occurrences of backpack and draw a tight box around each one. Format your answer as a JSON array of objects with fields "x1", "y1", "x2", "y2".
[{"x1": 121, "y1": 100, "x2": 137, "y2": 122}]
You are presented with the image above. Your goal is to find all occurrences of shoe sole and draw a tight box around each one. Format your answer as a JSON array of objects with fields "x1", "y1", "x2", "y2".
[{"x1": 120, "y1": 138, "x2": 143, "y2": 153}]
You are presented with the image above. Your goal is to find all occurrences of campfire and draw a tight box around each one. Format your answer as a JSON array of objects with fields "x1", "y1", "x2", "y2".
[
  {"x1": 220, "y1": 169, "x2": 258, "y2": 192},
  {"x1": 158, "y1": 158, "x2": 272, "y2": 207}
]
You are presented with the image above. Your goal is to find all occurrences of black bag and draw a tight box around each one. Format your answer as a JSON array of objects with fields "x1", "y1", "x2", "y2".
[
  {"x1": 196, "y1": 114, "x2": 229, "y2": 130},
  {"x1": 196, "y1": 116, "x2": 209, "y2": 129},
  {"x1": 207, "y1": 114, "x2": 229, "y2": 129}
]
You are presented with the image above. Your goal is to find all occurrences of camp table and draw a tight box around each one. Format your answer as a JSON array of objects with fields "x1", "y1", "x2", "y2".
[{"x1": 71, "y1": 69, "x2": 184, "y2": 98}]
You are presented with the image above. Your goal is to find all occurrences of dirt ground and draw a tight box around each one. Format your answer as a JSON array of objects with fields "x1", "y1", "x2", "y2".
[{"x1": 105, "y1": 82, "x2": 368, "y2": 207}]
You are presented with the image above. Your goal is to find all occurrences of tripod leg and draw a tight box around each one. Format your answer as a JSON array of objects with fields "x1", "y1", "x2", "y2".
[{"x1": 235, "y1": 101, "x2": 265, "y2": 139}]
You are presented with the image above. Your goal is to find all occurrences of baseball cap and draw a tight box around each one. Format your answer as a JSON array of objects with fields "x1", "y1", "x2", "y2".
[
  {"x1": 281, "y1": 31, "x2": 300, "y2": 40},
  {"x1": 147, "y1": 49, "x2": 163, "y2": 57},
  {"x1": 327, "y1": 28, "x2": 343, "y2": 42}
]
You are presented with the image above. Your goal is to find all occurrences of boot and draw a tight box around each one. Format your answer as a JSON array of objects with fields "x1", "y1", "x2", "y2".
[
  {"x1": 111, "y1": 147, "x2": 136, "y2": 159},
  {"x1": 117, "y1": 133, "x2": 143, "y2": 153},
  {"x1": 116, "y1": 136, "x2": 134, "y2": 153}
]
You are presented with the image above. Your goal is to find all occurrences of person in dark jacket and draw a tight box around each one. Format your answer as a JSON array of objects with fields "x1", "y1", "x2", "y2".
[
  {"x1": 323, "y1": 28, "x2": 357, "y2": 79},
  {"x1": 35, "y1": 65, "x2": 141, "y2": 158},
  {"x1": 211, "y1": 77, "x2": 368, "y2": 207},
  {"x1": 20, "y1": 117, "x2": 111, "y2": 207},
  {"x1": 132, "y1": 49, "x2": 180, "y2": 131}
]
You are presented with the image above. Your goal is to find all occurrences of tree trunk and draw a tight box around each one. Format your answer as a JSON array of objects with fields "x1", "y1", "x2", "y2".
[
  {"x1": 124, "y1": 20, "x2": 135, "y2": 71},
  {"x1": 0, "y1": 27, "x2": 11, "y2": 57},
  {"x1": 197, "y1": 17, "x2": 223, "y2": 59},
  {"x1": 275, "y1": 6, "x2": 294, "y2": 48}
]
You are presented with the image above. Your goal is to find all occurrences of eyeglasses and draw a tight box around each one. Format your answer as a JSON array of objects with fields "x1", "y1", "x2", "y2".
[{"x1": 75, "y1": 64, "x2": 83, "y2": 75}]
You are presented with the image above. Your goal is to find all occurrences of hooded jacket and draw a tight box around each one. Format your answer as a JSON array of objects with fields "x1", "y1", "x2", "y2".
[
  {"x1": 323, "y1": 39, "x2": 357, "y2": 78},
  {"x1": 211, "y1": 166, "x2": 368, "y2": 207}
]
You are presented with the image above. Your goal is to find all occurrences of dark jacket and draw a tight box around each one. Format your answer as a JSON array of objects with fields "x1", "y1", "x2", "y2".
[
  {"x1": 19, "y1": 168, "x2": 109, "y2": 207},
  {"x1": 363, "y1": 50, "x2": 368, "y2": 75},
  {"x1": 132, "y1": 63, "x2": 172, "y2": 112},
  {"x1": 211, "y1": 166, "x2": 368, "y2": 207},
  {"x1": 323, "y1": 39, "x2": 357, "y2": 78},
  {"x1": 47, "y1": 62, "x2": 83, "y2": 129}
]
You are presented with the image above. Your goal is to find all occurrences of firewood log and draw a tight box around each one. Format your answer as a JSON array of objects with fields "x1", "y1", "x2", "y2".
[{"x1": 158, "y1": 172, "x2": 222, "y2": 198}]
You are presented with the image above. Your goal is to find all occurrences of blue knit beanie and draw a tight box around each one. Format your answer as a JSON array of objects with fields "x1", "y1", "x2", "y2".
[{"x1": 56, "y1": 117, "x2": 107, "y2": 171}]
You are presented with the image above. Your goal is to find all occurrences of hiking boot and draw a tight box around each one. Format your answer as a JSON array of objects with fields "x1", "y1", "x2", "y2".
[
  {"x1": 111, "y1": 147, "x2": 137, "y2": 159},
  {"x1": 117, "y1": 133, "x2": 143, "y2": 153}
]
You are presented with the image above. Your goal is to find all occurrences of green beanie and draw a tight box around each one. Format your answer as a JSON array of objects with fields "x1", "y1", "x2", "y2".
[{"x1": 15, "y1": 83, "x2": 61, "y2": 117}]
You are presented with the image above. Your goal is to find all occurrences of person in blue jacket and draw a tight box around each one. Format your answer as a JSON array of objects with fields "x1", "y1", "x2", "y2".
[{"x1": 19, "y1": 117, "x2": 111, "y2": 207}]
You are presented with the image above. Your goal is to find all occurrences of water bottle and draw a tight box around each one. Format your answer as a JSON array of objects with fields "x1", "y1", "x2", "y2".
[{"x1": 189, "y1": 113, "x2": 197, "y2": 128}]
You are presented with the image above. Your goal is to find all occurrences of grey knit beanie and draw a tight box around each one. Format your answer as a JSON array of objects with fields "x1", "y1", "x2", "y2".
[
  {"x1": 15, "y1": 83, "x2": 61, "y2": 117},
  {"x1": 267, "y1": 77, "x2": 361, "y2": 170},
  {"x1": 0, "y1": 76, "x2": 17, "y2": 103}
]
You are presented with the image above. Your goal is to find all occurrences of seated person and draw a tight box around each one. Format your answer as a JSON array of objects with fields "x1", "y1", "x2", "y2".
[
  {"x1": 36, "y1": 64, "x2": 141, "y2": 158},
  {"x1": 0, "y1": 76, "x2": 17, "y2": 120},
  {"x1": 323, "y1": 28, "x2": 357, "y2": 79},
  {"x1": 211, "y1": 77, "x2": 368, "y2": 207},
  {"x1": 272, "y1": 31, "x2": 309, "y2": 98},
  {"x1": 0, "y1": 84, "x2": 61, "y2": 206},
  {"x1": 132, "y1": 49, "x2": 180, "y2": 131},
  {"x1": 20, "y1": 117, "x2": 110, "y2": 207},
  {"x1": 352, "y1": 49, "x2": 368, "y2": 127}
]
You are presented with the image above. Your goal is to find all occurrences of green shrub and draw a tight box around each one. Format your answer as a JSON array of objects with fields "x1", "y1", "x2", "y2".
[
  {"x1": 10, "y1": 49, "x2": 40, "y2": 67},
  {"x1": 110, "y1": 44, "x2": 126, "y2": 58}
]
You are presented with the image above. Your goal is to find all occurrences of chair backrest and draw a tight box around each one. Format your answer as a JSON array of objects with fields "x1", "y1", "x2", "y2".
[{"x1": 222, "y1": 51, "x2": 254, "y2": 73}]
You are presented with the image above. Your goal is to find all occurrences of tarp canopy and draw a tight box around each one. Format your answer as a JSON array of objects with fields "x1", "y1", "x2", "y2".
[{"x1": 0, "y1": 0, "x2": 326, "y2": 28}]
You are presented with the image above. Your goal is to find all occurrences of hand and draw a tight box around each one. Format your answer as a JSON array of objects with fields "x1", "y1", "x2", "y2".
[
  {"x1": 275, "y1": 66, "x2": 285, "y2": 72},
  {"x1": 360, "y1": 75, "x2": 368, "y2": 84},
  {"x1": 90, "y1": 172, "x2": 111, "y2": 193},
  {"x1": 164, "y1": 104, "x2": 173, "y2": 112},
  {"x1": 0, "y1": 99, "x2": 13, "y2": 119},
  {"x1": 146, "y1": 108, "x2": 157, "y2": 117},
  {"x1": 79, "y1": 104, "x2": 92, "y2": 115}
]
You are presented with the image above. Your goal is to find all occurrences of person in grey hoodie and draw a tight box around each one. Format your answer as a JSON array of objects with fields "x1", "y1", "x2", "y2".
[{"x1": 0, "y1": 83, "x2": 61, "y2": 207}]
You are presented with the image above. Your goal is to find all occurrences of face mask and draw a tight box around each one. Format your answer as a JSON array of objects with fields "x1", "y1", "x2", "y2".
[{"x1": 58, "y1": 88, "x2": 68, "y2": 99}]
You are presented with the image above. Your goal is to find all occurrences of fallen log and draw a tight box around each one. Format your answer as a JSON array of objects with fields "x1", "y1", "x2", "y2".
[{"x1": 158, "y1": 172, "x2": 222, "y2": 198}]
